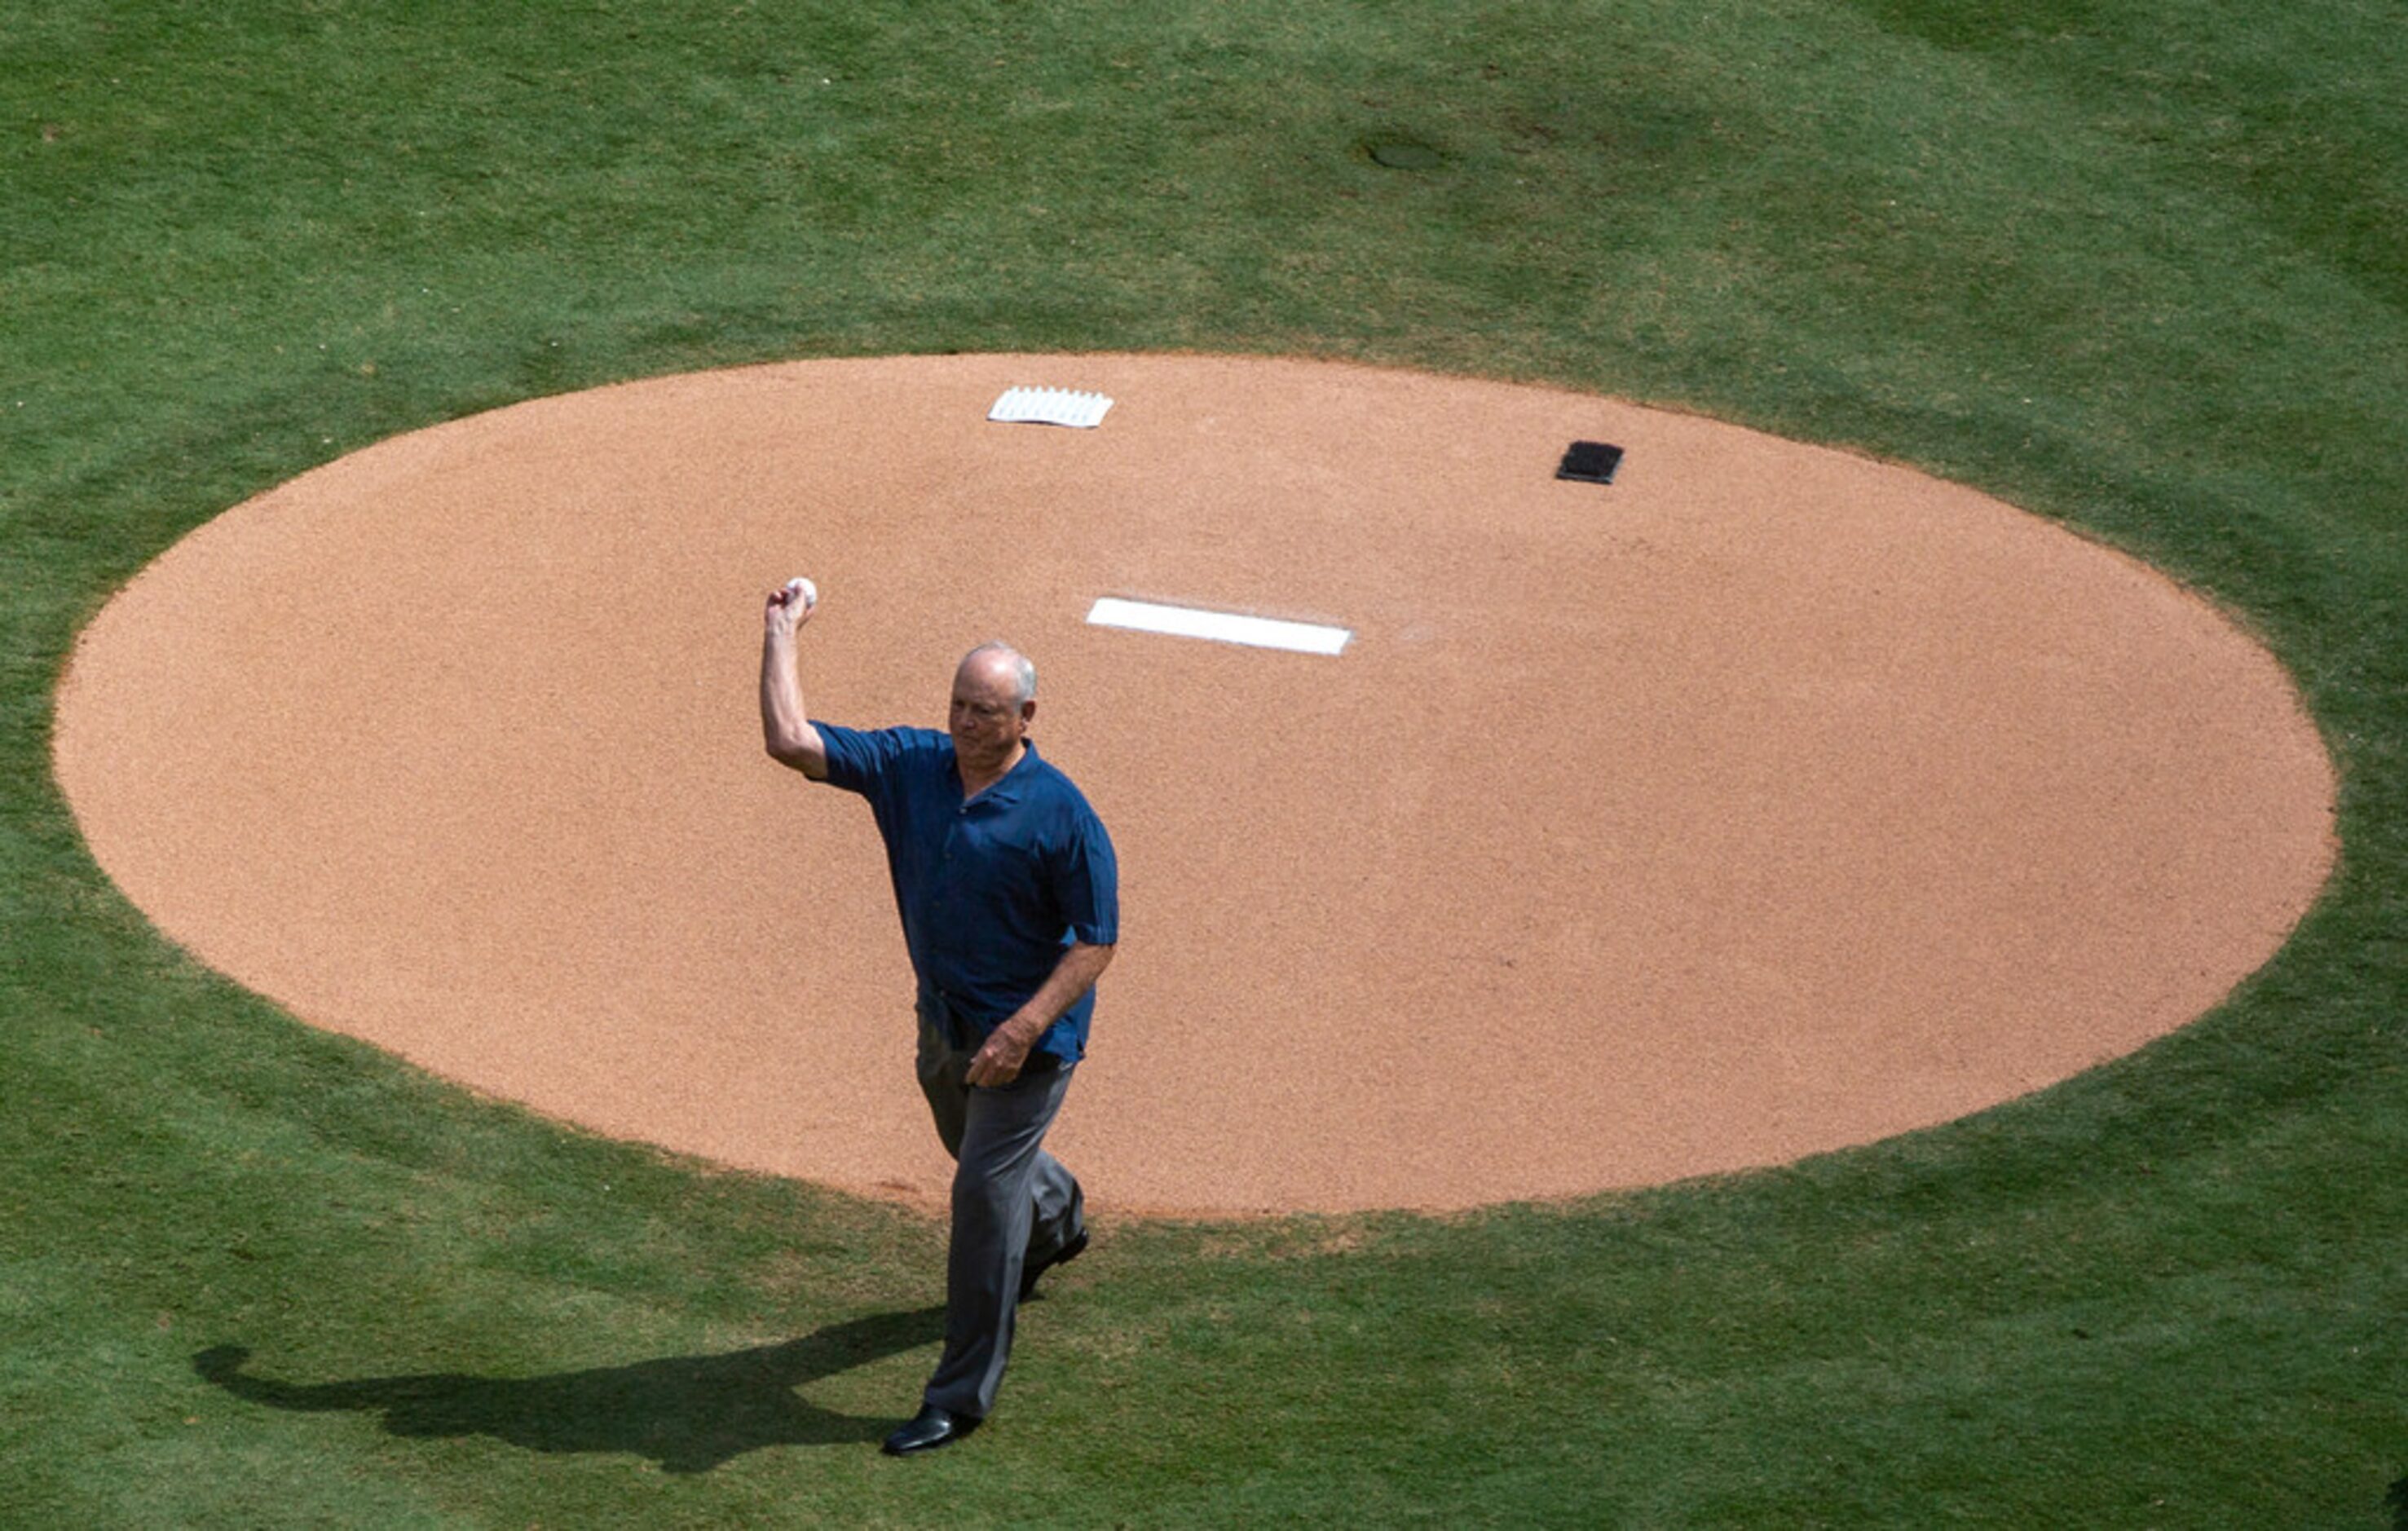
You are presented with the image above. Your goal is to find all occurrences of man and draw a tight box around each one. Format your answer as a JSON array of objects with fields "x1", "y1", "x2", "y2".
[{"x1": 759, "y1": 578, "x2": 1118, "y2": 1456}]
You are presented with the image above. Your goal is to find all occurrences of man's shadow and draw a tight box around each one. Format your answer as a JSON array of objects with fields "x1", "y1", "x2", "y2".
[{"x1": 192, "y1": 1305, "x2": 943, "y2": 1473}]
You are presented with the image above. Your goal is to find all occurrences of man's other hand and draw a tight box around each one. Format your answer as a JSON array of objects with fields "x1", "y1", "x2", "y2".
[{"x1": 965, "y1": 1022, "x2": 1035, "y2": 1088}]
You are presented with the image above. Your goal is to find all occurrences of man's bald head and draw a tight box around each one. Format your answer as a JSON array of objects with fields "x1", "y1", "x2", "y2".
[
  {"x1": 959, "y1": 642, "x2": 1037, "y2": 706},
  {"x1": 949, "y1": 642, "x2": 1038, "y2": 783}
]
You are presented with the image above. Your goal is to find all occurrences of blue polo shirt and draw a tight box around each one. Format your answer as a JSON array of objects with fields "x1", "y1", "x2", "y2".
[{"x1": 815, "y1": 723, "x2": 1118, "y2": 1066}]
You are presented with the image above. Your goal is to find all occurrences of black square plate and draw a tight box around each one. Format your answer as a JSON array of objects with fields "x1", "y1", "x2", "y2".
[{"x1": 1556, "y1": 440, "x2": 1624, "y2": 484}]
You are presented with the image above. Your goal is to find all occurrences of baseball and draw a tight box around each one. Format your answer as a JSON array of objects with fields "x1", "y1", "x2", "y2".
[{"x1": 784, "y1": 576, "x2": 818, "y2": 611}]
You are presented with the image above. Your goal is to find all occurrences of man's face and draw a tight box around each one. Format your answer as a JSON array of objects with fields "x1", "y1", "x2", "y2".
[{"x1": 950, "y1": 654, "x2": 1032, "y2": 771}]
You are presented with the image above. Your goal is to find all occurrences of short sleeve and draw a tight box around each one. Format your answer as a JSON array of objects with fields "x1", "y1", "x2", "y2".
[
  {"x1": 814, "y1": 721, "x2": 906, "y2": 799},
  {"x1": 1056, "y1": 807, "x2": 1120, "y2": 946}
]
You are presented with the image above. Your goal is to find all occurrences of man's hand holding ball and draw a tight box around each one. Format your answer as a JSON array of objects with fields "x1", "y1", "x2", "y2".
[{"x1": 766, "y1": 575, "x2": 819, "y2": 634}]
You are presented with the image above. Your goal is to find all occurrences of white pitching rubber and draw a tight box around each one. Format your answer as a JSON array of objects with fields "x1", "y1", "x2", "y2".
[{"x1": 1087, "y1": 598, "x2": 1351, "y2": 655}]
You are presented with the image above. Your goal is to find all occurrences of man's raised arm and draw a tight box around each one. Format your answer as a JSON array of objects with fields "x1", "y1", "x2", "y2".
[{"x1": 761, "y1": 580, "x2": 829, "y2": 779}]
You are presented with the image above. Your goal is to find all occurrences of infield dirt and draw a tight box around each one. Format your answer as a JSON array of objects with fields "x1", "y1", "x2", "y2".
[{"x1": 52, "y1": 354, "x2": 2336, "y2": 1216}]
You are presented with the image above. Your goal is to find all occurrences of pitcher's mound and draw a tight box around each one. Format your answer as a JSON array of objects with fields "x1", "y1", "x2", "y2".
[{"x1": 53, "y1": 354, "x2": 2336, "y2": 1216}]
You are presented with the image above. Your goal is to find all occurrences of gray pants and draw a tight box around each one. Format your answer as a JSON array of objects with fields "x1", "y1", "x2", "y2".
[{"x1": 914, "y1": 995, "x2": 1086, "y2": 1419}]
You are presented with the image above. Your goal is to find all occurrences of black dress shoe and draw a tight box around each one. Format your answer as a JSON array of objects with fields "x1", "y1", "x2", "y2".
[
  {"x1": 1019, "y1": 1226, "x2": 1090, "y2": 1302},
  {"x1": 882, "y1": 1404, "x2": 978, "y2": 1456}
]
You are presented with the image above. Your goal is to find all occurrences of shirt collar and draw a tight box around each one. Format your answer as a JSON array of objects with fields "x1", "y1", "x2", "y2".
[{"x1": 960, "y1": 739, "x2": 1041, "y2": 806}]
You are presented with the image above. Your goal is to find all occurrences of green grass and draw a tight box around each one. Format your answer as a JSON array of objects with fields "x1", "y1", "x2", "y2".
[{"x1": 7, "y1": 0, "x2": 2406, "y2": 1523}]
